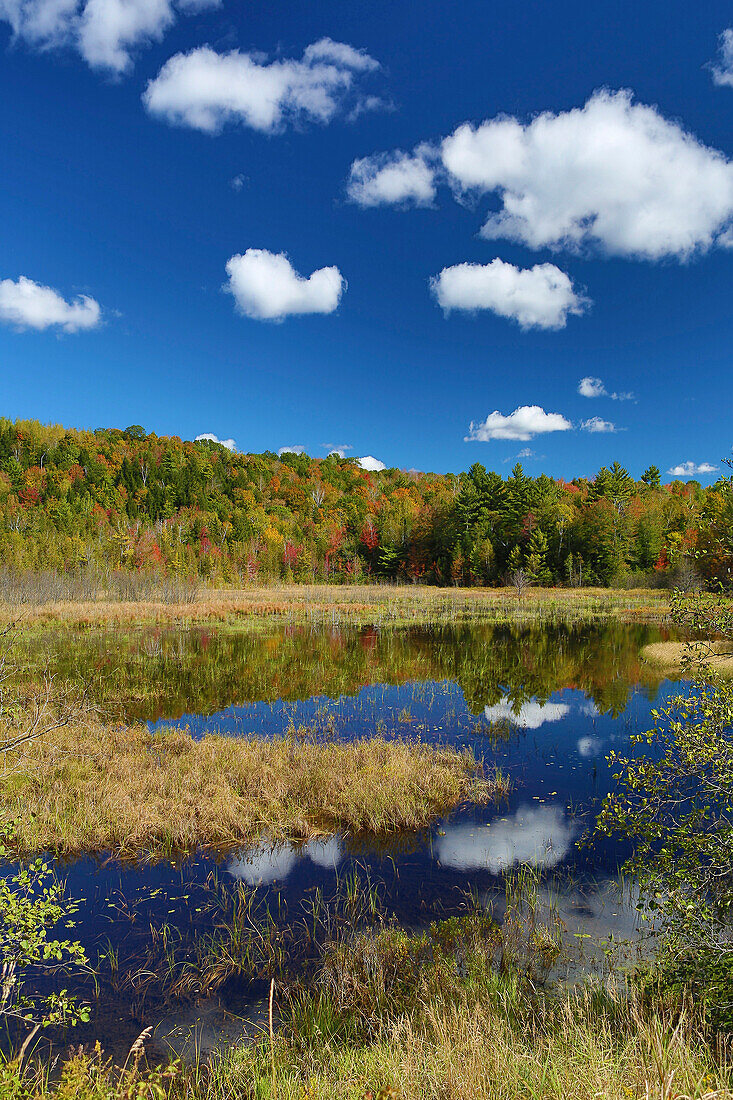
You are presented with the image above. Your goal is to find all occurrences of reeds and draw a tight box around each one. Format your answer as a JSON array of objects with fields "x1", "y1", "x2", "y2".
[
  {"x1": 0, "y1": 580, "x2": 671, "y2": 628},
  {"x1": 1, "y1": 707, "x2": 506, "y2": 857}
]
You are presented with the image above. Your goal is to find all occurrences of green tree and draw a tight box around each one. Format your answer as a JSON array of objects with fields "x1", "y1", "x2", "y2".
[
  {"x1": 525, "y1": 528, "x2": 552, "y2": 586},
  {"x1": 597, "y1": 589, "x2": 733, "y2": 1028},
  {"x1": 641, "y1": 465, "x2": 661, "y2": 490}
]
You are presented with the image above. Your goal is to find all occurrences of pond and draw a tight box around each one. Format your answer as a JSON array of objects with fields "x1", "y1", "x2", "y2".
[{"x1": 17, "y1": 619, "x2": 681, "y2": 1062}]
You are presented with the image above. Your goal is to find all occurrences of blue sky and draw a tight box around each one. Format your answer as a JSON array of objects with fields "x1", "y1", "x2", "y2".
[{"x1": 0, "y1": 0, "x2": 731, "y2": 480}]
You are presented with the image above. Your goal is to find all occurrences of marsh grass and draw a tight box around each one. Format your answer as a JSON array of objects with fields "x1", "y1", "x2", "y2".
[
  {"x1": 641, "y1": 640, "x2": 733, "y2": 676},
  {"x1": 4, "y1": 872, "x2": 732, "y2": 1099},
  {"x1": 0, "y1": 705, "x2": 506, "y2": 857},
  {"x1": 0, "y1": 582, "x2": 671, "y2": 629},
  {"x1": 5, "y1": 992, "x2": 731, "y2": 1100}
]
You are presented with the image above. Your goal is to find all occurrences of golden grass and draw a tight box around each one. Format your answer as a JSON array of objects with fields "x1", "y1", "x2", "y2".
[
  {"x1": 7, "y1": 989, "x2": 732, "y2": 1099},
  {"x1": 641, "y1": 640, "x2": 733, "y2": 675},
  {"x1": 241, "y1": 994, "x2": 732, "y2": 1100},
  {"x1": 2, "y1": 583, "x2": 671, "y2": 628},
  {"x1": 1, "y1": 712, "x2": 501, "y2": 857}
]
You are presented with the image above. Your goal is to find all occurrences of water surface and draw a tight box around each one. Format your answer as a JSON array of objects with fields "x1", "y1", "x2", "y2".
[{"x1": 18, "y1": 620, "x2": 680, "y2": 1060}]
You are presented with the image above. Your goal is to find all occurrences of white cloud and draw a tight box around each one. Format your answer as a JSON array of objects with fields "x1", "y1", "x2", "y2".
[
  {"x1": 224, "y1": 249, "x2": 345, "y2": 321},
  {"x1": 195, "y1": 432, "x2": 236, "y2": 451},
  {"x1": 484, "y1": 698, "x2": 570, "y2": 729},
  {"x1": 441, "y1": 90, "x2": 733, "y2": 259},
  {"x1": 301, "y1": 36, "x2": 378, "y2": 72},
  {"x1": 578, "y1": 376, "x2": 606, "y2": 398},
  {"x1": 79, "y1": 0, "x2": 174, "y2": 73},
  {"x1": 361, "y1": 90, "x2": 733, "y2": 261},
  {"x1": 466, "y1": 405, "x2": 572, "y2": 443},
  {"x1": 0, "y1": 0, "x2": 219, "y2": 73},
  {"x1": 358, "y1": 455, "x2": 386, "y2": 471},
  {"x1": 0, "y1": 0, "x2": 78, "y2": 50},
  {"x1": 0, "y1": 275, "x2": 101, "y2": 332},
  {"x1": 431, "y1": 258, "x2": 587, "y2": 330},
  {"x1": 435, "y1": 805, "x2": 576, "y2": 874},
  {"x1": 711, "y1": 29, "x2": 733, "y2": 88},
  {"x1": 578, "y1": 376, "x2": 633, "y2": 400},
  {"x1": 230, "y1": 174, "x2": 246, "y2": 191},
  {"x1": 668, "y1": 461, "x2": 718, "y2": 478},
  {"x1": 278, "y1": 444, "x2": 305, "y2": 456},
  {"x1": 347, "y1": 149, "x2": 436, "y2": 207},
  {"x1": 581, "y1": 417, "x2": 617, "y2": 433},
  {"x1": 322, "y1": 442, "x2": 352, "y2": 458},
  {"x1": 143, "y1": 38, "x2": 379, "y2": 133}
]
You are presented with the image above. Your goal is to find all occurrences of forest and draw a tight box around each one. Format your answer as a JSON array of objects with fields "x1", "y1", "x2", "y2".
[{"x1": 0, "y1": 417, "x2": 730, "y2": 588}]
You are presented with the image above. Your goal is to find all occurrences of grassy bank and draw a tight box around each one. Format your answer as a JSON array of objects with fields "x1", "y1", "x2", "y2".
[
  {"x1": 5, "y1": 1004, "x2": 729, "y2": 1100},
  {"x1": 1, "y1": 711, "x2": 504, "y2": 858},
  {"x1": 641, "y1": 639, "x2": 733, "y2": 675},
  {"x1": 2, "y1": 583, "x2": 670, "y2": 629},
  {"x1": 5, "y1": 909, "x2": 731, "y2": 1099}
]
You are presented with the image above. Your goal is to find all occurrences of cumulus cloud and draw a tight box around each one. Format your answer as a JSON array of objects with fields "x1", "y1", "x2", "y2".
[
  {"x1": 224, "y1": 249, "x2": 345, "y2": 321},
  {"x1": 466, "y1": 405, "x2": 572, "y2": 443},
  {"x1": 578, "y1": 376, "x2": 606, "y2": 398},
  {"x1": 0, "y1": 275, "x2": 101, "y2": 332},
  {"x1": 356, "y1": 90, "x2": 733, "y2": 261},
  {"x1": 347, "y1": 149, "x2": 436, "y2": 207},
  {"x1": 434, "y1": 805, "x2": 576, "y2": 874},
  {"x1": 711, "y1": 29, "x2": 733, "y2": 88},
  {"x1": 578, "y1": 376, "x2": 634, "y2": 400},
  {"x1": 442, "y1": 90, "x2": 733, "y2": 259},
  {"x1": 668, "y1": 461, "x2": 718, "y2": 478},
  {"x1": 278, "y1": 444, "x2": 305, "y2": 456},
  {"x1": 143, "y1": 37, "x2": 380, "y2": 133},
  {"x1": 0, "y1": 0, "x2": 219, "y2": 73},
  {"x1": 484, "y1": 698, "x2": 570, "y2": 729},
  {"x1": 577, "y1": 736, "x2": 603, "y2": 758},
  {"x1": 581, "y1": 417, "x2": 617, "y2": 433},
  {"x1": 431, "y1": 258, "x2": 587, "y2": 330},
  {"x1": 195, "y1": 432, "x2": 236, "y2": 451},
  {"x1": 358, "y1": 455, "x2": 386, "y2": 471}
]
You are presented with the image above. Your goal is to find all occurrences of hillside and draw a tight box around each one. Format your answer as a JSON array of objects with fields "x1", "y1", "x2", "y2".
[{"x1": 0, "y1": 418, "x2": 728, "y2": 587}]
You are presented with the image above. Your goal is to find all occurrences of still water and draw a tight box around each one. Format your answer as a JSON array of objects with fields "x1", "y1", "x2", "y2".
[{"x1": 24, "y1": 620, "x2": 681, "y2": 1059}]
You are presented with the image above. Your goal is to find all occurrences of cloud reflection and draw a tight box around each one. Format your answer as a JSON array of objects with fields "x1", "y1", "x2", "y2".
[
  {"x1": 435, "y1": 804, "x2": 576, "y2": 874},
  {"x1": 484, "y1": 698, "x2": 569, "y2": 728},
  {"x1": 227, "y1": 836, "x2": 343, "y2": 884}
]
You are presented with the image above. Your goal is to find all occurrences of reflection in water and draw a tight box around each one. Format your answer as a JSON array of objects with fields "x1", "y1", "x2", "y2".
[
  {"x1": 14, "y1": 619, "x2": 683, "y2": 1060},
  {"x1": 228, "y1": 836, "x2": 343, "y2": 885},
  {"x1": 484, "y1": 699, "x2": 570, "y2": 728},
  {"x1": 435, "y1": 805, "x2": 577, "y2": 874},
  {"x1": 22, "y1": 619, "x2": 678, "y2": 724}
]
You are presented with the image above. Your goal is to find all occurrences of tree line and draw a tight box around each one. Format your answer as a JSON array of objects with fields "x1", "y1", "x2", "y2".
[{"x1": 0, "y1": 418, "x2": 730, "y2": 587}]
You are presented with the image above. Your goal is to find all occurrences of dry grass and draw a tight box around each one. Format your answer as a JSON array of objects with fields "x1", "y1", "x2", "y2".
[
  {"x1": 2, "y1": 583, "x2": 671, "y2": 628},
  {"x1": 641, "y1": 640, "x2": 733, "y2": 675},
  {"x1": 6, "y1": 988, "x2": 732, "y2": 1099},
  {"x1": 1, "y1": 711, "x2": 502, "y2": 857},
  {"x1": 256, "y1": 995, "x2": 733, "y2": 1100}
]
